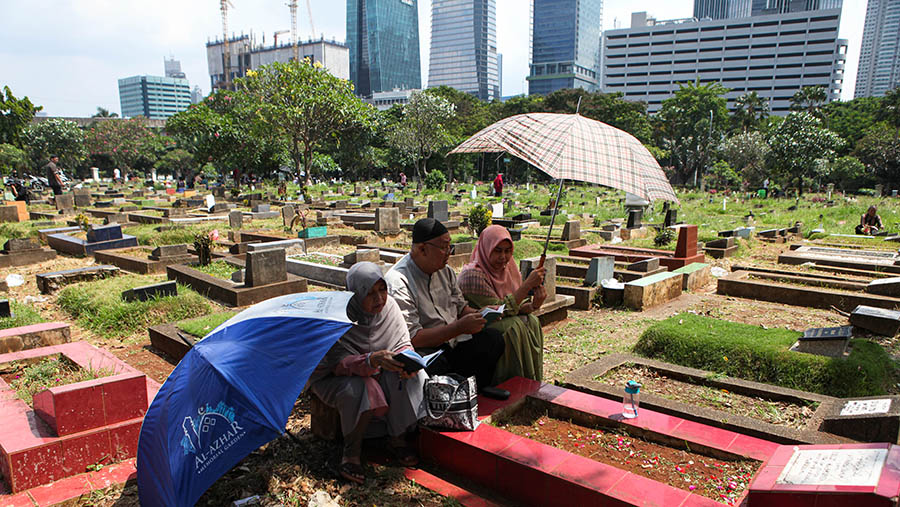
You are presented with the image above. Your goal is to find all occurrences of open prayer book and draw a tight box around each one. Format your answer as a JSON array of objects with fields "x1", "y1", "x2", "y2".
[
  {"x1": 394, "y1": 349, "x2": 444, "y2": 373},
  {"x1": 480, "y1": 304, "x2": 505, "y2": 324}
]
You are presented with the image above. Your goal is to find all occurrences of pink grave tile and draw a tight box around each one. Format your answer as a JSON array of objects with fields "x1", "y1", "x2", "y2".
[
  {"x1": 0, "y1": 492, "x2": 36, "y2": 507},
  {"x1": 495, "y1": 437, "x2": 571, "y2": 473},
  {"x1": 60, "y1": 429, "x2": 111, "y2": 477},
  {"x1": 33, "y1": 383, "x2": 105, "y2": 436},
  {"x1": 725, "y1": 433, "x2": 780, "y2": 461},
  {"x1": 668, "y1": 418, "x2": 737, "y2": 450},
  {"x1": 24, "y1": 474, "x2": 92, "y2": 507},
  {"x1": 603, "y1": 471, "x2": 693, "y2": 506},
  {"x1": 100, "y1": 373, "x2": 148, "y2": 424},
  {"x1": 7, "y1": 442, "x2": 63, "y2": 492},
  {"x1": 402, "y1": 467, "x2": 500, "y2": 507},
  {"x1": 745, "y1": 491, "x2": 818, "y2": 507},
  {"x1": 420, "y1": 430, "x2": 498, "y2": 487},
  {"x1": 549, "y1": 453, "x2": 628, "y2": 495},
  {"x1": 86, "y1": 458, "x2": 136, "y2": 490},
  {"x1": 874, "y1": 446, "x2": 900, "y2": 498},
  {"x1": 495, "y1": 454, "x2": 556, "y2": 504},
  {"x1": 108, "y1": 420, "x2": 141, "y2": 462}
]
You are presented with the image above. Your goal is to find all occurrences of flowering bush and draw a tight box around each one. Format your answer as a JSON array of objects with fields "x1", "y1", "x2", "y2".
[{"x1": 193, "y1": 229, "x2": 219, "y2": 266}]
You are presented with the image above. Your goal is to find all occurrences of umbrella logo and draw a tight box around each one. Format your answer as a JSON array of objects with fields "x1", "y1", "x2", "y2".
[{"x1": 180, "y1": 401, "x2": 246, "y2": 474}]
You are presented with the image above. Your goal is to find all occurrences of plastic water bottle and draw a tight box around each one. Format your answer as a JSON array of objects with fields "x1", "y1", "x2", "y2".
[{"x1": 623, "y1": 381, "x2": 641, "y2": 419}]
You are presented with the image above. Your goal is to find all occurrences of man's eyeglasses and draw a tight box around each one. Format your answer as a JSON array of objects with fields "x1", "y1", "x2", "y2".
[{"x1": 424, "y1": 241, "x2": 453, "y2": 254}]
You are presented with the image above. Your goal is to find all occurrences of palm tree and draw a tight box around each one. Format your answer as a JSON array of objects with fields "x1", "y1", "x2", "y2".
[
  {"x1": 92, "y1": 107, "x2": 118, "y2": 118},
  {"x1": 732, "y1": 92, "x2": 770, "y2": 132},
  {"x1": 789, "y1": 86, "x2": 827, "y2": 118}
]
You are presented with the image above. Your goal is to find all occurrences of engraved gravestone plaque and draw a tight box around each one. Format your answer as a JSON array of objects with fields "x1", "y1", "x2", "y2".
[
  {"x1": 776, "y1": 448, "x2": 887, "y2": 486},
  {"x1": 840, "y1": 399, "x2": 892, "y2": 416}
]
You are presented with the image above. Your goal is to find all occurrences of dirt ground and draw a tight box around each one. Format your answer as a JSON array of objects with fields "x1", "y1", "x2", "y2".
[{"x1": 1, "y1": 237, "x2": 894, "y2": 506}]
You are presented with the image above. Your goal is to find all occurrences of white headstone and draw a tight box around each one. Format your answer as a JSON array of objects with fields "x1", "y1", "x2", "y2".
[
  {"x1": 491, "y1": 203, "x2": 503, "y2": 218},
  {"x1": 471, "y1": 187, "x2": 477, "y2": 199},
  {"x1": 205, "y1": 194, "x2": 216, "y2": 211},
  {"x1": 91, "y1": 167, "x2": 100, "y2": 182},
  {"x1": 840, "y1": 399, "x2": 892, "y2": 416},
  {"x1": 151, "y1": 168, "x2": 158, "y2": 181},
  {"x1": 777, "y1": 448, "x2": 887, "y2": 486}
]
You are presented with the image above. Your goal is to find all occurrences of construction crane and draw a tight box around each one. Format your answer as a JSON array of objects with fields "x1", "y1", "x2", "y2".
[
  {"x1": 287, "y1": 0, "x2": 316, "y2": 62},
  {"x1": 219, "y1": 0, "x2": 235, "y2": 90},
  {"x1": 273, "y1": 29, "x2": 289, "y2": 47}
]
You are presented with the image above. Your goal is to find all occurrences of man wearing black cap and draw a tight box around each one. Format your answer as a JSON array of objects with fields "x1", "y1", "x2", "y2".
[
  {"x1": 43, "y1": 155, "x2": 63, "y2": 195},
  {"x1": 385, "y1": 218, "x2": 506, "y2": 396}
]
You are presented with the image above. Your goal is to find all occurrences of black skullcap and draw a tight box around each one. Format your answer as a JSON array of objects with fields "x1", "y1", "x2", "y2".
[{"x1": 412, "y1": 218, "x2": 448, "y2": 244}]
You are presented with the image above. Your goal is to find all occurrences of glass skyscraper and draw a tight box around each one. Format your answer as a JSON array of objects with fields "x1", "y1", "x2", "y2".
[
  {"x1": 855, "y1": 0, "x2": 900, "y2": 98},
  {"x1": 347, "y1": 0, "x2": 421, "y2": 98},
  {"x1": 118, "y1": 75, "x2": 191, "y2": 119},
  {"x1": 428, "y1": 0, "x2": 500, "y2": 102},
  {"x1": 693, "y1": 0, "x2": 841, "y2": 19},
  {"x1": 527, "y1": 0, "x2": 602, "y2": 96}
]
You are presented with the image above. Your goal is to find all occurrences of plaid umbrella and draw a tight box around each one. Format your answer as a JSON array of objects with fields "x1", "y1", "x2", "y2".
[{"x1": 449, "y1": 112, "x2": 678, "y2": 204}]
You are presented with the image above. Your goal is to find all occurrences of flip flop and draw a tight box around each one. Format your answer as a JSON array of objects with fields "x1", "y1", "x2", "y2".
[
  {"x1": 339, "y1": 462, "x2": 365, "y2": 484},
  {"x1": 389, "y1": 445, "x2": 419, "y2": 467}
]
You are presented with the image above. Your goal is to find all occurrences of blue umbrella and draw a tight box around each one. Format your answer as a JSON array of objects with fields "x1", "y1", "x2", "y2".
[{"x1": 137, "y1": 291, "x2": 354, "y2": 507}]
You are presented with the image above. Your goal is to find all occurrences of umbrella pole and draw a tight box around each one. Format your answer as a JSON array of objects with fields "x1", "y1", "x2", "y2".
[{"x1": 540, "y1": 178, "x2": 565, "y2": 268}]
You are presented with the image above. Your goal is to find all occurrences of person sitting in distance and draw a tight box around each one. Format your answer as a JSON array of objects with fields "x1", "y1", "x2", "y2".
[{"x1": 856, "y1": 206, "x2": 883, "y2": 235}]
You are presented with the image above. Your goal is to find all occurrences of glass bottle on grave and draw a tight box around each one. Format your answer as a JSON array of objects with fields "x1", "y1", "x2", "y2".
[{"x1": 623, "y1": 381, "x2": 641, "y2": 419}]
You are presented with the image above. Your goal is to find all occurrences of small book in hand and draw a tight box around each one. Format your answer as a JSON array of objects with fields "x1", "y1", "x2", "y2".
[
  {"x1": 394, "y1": 349, "x2": 444, "y2": 373},
  {"x1": 480, "y1": 304, "x2": 505, "y2": 324}
]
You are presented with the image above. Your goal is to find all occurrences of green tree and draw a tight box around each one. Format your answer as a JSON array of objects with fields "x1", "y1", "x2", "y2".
[
  {"x1": 22, "y1": 118, "x2": 86, "y2": 169},
  {"x1": 823, "y1": 97, "x2": 881, "y2": 150},
  {"x1": 767, "y1": 112, "x2": 844, "y2": 195},
  {"x1": 0, "y1": 86, "x2": 42, "y2": 148},
  {"x1": 83, "y1": 118, "x2": 157, "y2": 174},
  {"x1": 707, "y1": 160, "x2": 740, "y2": 189},
  {"x1": 731, "y1": 92, "x2": 770, "y2": 133},
  {"x1": 237, "y1": 60, "x2": 374, "y2": 184},
  {"x1": 854, "y1": 122, "x2": 900, "y2": 185},
  {"x1": 92, "y1": 107, "x2": 118, "y2": 118},
  {"x1": 544, "y1": 88, "x2": 653, "y2": 143},
  {"x1": 387, "y1": 90, "x2": 456, "y2": 180},
  {"x1": 825, "y1": 156, "x2": 872, "y2": 192},
  {"x1": 154, "y1": 148, "x2": 194, "y2": 177},
  {"x1": 789, "y1": 86, "x2": 828, "y2": 118},
  {"x1": 166, "y1": 91, "x2": 285, "y2": 181},
  {"x1": 655, "y1": 81, "x2": 730, "y2": 187},
  {"x1": 0, "y1": 143, "x2": 29, "y2": 175},
  {"x1": 720, "y1": 131, "x2": 770, "y2": 187}
]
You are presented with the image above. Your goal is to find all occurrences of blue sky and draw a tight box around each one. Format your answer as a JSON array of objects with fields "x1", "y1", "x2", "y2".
[{"x1": 0, "y1": 1, "x2": 867, "y2": 117}]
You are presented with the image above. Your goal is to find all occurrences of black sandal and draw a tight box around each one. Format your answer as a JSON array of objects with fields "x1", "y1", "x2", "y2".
[
  {"x1": 339, "y1": 462, "x2": 365, "y2": 484},
  {"x1": 389, "y1": 445, "x2": 419, "y2": 467}
]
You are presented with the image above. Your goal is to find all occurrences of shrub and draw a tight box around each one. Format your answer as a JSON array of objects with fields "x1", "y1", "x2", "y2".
[
  {"x1": 468, "y1": 203, "x2": 492, "y2": 236},
  {"x1": 653, "y1": 227, "x2": 675, "y2": 247},
  {"x1": 633, "y1": 313, "x2": 893, "y2": 397},
  {"x1": 424, "y1": 170, "x2": 447, "y2": 191}
]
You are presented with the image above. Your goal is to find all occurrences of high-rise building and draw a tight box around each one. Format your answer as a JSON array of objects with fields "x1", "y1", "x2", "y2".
[
  {"x1": 429, "y1": 0, "x2": 500, "y2": 102},
  {"x1": 855, "y1": 0, "x2": 900, "y2": 98},
  {"x1": 347, "y1": 0, "x2": 421, "y2": 98},
  {"x1": 603, "y1": 9, "x2": 847, "y2": 114},
  {"x1": 206, "y1": 35, "x2": 349, "y2": 91},
  {"x1": 164, "y1": 57, "x2": 187, "y2": 79},
  {"x1": 693, "y1": 0, "x2": 841, "y2": 19},
  {"x1": 118, "y1": 75, "x2": 192, "y2": 119},
  {"x1": 527, "y1": 0, "x2": 602, "y2": 95},
  {"x1": 191, "y1": 85, "x2": 203, "y2": 104},
  {"x1": 694, "y1": 0, "x2": 752, "y2": 20}
]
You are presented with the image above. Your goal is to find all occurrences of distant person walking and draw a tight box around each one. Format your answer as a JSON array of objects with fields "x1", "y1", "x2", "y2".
[
  {"x1": 493, "y1": 173, "x2": 503, "y2": 197},
  {"x1": 113, "y1": 167, "x2": 121, "y2": 183},
  {"x1": 399, "y1": 172, "x2": 407, "y2": 189},
  {"x1": 43, "y1": 155, "x2": 63, "y2": 195}
]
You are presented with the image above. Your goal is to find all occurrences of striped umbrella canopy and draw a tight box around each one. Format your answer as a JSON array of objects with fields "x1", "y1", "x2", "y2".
[{"x1": 450, "y1": 112, "x2": 678, "y2": 203}]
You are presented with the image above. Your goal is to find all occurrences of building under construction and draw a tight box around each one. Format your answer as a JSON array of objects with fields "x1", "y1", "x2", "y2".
[{"x1": 206, "y1": 35, "x2": 349, "y2": 91}]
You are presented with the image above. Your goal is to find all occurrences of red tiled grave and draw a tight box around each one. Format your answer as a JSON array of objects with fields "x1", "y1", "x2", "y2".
[
  {"x1": 0, "y1": 342, "x2": 159, "y2": 493},
  {"x1": 420, "y1": 377, "x2": 779, "y2": 506}
]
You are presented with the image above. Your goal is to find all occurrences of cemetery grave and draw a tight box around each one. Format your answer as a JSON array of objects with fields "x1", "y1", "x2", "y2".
[
  {"x1": 148, "y1": 311, "x2": 237, "y2": 361},
  {"x1": 93, "y1": 244, "x2": 195, "y2": 274}
]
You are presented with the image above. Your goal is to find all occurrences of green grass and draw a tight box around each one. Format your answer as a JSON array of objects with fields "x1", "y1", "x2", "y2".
[
  {"x1": 56, "y1": 274, "x2": 213, "y2": 339},
  {"x1": 175, "y1": 311, "x2": 237, "y2": 338},
  {"x1": 0, "y1": 222, "x2": 44, "y2": 248},
  {"x1": 0, "y1": 301, "x2": 47, "y2": 330},
  {"x1": 5, "y1": 355, "x2": 113, "y2": 405},
  {"x1": 123, "y1": 223, "x2": 222, "y2": 246},
  {"x1": 513, "y1": 238, "x2": 568, "y2": 262},
  {"x1": 633, "y1": 313, "x2": 895, "y2": 398},
  {"x1": 451, "y1": 234, "x2": 476, "y2": 244},
  {"x1": 192, "y1": 260, "x2": 238, "y2": 279}
]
